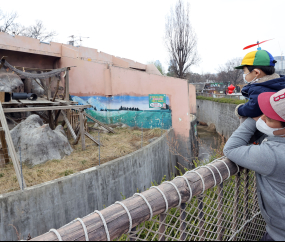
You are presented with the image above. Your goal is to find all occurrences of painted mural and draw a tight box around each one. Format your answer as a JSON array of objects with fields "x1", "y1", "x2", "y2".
[{"x1": 71, "y1": 95, "x2": 172, "y2": 129}]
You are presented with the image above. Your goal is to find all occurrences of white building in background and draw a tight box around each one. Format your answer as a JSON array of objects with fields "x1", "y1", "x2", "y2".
[{"x1": 274, "y1": 56, "x2": 285, "y2": 75}]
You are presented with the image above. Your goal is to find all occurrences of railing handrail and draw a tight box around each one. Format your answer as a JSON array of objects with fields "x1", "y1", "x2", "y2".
[{"x1": 31, "y1": 158, "x2": 240, "y2": 241}]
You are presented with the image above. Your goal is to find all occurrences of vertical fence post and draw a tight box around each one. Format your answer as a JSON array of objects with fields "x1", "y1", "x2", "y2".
[
  {"x1": 159, "y1": 213, "x2": 166, "y2": 241},
  {"x1": 19, "y1": 146, "x2": 24, "y2": 191},
  {"x1": 98, "y1": 130, "x2": 100, "y2": 166},
  {"x1": 198, "y1": 196, "x2": 204, "y2": 241},
  {"x1": 180, "y1": 203, "x2": 187, "y2": 240},
  {"x1": 217, "y1": 183, "x2": 224, "y2": 240},
  {"x1": 232, "y1": 172, "x2": 240, "y2": 240}
]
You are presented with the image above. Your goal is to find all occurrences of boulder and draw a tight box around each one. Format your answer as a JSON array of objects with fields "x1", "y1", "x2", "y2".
[
  {"x1": 10, "y1": 114, "x2": 73, "y2": 166},
  {"x1": 149, "y1": 137, "x2": 158, "y2": 143},
  {"x1": 0, "y1": 73, "x2": 24, "y2": 92},
  {"x1": 121, "y1": 124, "x2": 129, "y2": 128}
]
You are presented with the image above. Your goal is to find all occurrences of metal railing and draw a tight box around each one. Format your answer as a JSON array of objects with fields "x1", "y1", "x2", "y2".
[
  {"x1": 197, "y1": 93, "x2": 246, "y2": 100},
  {"x1": 31, "y1": 157, "x2": 265, "y2": 241}
]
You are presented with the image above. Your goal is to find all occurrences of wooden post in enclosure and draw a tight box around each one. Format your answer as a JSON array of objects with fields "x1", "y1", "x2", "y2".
[
  {"x1": 79, "y1": 109, "x2": 86, "y2": 150},
  {"x1": 0, "y1": 122, "x2": 9, "y2": 166},
  {"x1": 65, "y1": 68, "x2": 70, "y2": 101},
  {"x1": 0, "y1": 102, "x2": 26, "y2": 189}
]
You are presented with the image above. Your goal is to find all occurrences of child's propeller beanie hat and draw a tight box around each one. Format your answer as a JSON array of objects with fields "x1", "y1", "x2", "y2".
[{"x1": 235, "y1": 50, "x2": 276, "y2": 70}]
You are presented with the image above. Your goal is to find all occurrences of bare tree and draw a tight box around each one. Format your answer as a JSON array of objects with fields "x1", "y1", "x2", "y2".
[
  {"x1": 216, "y1": 58, "x2": 243, "y2": 86},
  {"x1": 24, "y1": 20, "x2": 57, "y2": 42},
  {"x1": 165, "y1": 0, "x2": 199, "y2": 79},
  {"x1": 0, "y1": 10, "x2": 18, "y2": 33}
]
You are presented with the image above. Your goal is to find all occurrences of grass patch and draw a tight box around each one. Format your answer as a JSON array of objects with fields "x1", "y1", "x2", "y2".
[
  {"x1": 60, "y1": 170, "x2": 74, "y2": 176},
  {"x1": 197, "y1": 96, "x2": 247, "y2": 105}
]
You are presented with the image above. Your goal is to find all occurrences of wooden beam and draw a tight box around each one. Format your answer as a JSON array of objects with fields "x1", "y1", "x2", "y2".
[
  {"x1": 3, "y1": 104, "x2": 92, "y2": 113},
  {"x1": 85, "y1": 132, "x2": 101, "y2": 146},
  {"x1": 83, "y1": 111, "x2": 115, "y2": 134},
  {"x1": 72, "y1": 130, "x2": 81, "y2": 145},
  {"x1": 47, "y1": 77, "x2": 52, "y2": 100},
  {"x1": 65, "y1": 69, "x2": 70, "y2": 101},
  {"x1": 31, "y1": 159, "x2": 239, "y2": 241},
  {"x1": 61, "y1": 110, "x2": 76, "y2": 141},
  {"x1": 79, "y1": 110, "x2": 85, "y2": 150},
  {"x1": 0, "y1": 102, "x2": 26, "y2": 189}
]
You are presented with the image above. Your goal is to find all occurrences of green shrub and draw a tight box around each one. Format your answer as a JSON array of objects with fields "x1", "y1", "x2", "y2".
[
  {"x1": 197, "y1": 96, "x2": 247, "y2": 105},
  {"x1": 0, "y1": 173, "x2": 3, "y2": 178},
  {"x1": 60, "y1": 170, "x2": 74, "y2": 176}
]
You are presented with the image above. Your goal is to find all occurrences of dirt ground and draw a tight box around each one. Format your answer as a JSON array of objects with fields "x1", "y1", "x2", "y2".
[{"x1": 0, "y1": 126, "x2": 166, "y2": 195}]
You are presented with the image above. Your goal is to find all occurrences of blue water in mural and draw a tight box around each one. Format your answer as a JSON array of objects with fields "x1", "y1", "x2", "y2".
[{"x1": 71, "y1": 95, "x2": 172, "y2": 129}]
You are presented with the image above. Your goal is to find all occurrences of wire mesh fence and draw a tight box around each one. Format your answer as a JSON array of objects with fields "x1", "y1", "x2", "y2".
[{"x1": 124, "y1": 168, "x2": 265, "y2": 241}]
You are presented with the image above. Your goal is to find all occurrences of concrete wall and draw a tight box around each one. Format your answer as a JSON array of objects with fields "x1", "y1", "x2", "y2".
[
  {"x1": 196, "y1": 99, "x2": 240, "y2": 139},
  {"x1": 0, "y1": 129, "x2": 176, "y2": 241}
]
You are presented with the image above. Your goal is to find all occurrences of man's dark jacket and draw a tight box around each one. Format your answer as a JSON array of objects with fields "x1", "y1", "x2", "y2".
[{"x1": 239, "y1": 75, "x2": 285, "y2": 117}]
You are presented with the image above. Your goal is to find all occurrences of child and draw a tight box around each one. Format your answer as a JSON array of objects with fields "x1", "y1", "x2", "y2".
[
  {"x1": 224, "y1": 88, "x2": 285, "y2": 241},
  {"x1": 234, "y1": 50, "x2": 285, "y2": 119}
]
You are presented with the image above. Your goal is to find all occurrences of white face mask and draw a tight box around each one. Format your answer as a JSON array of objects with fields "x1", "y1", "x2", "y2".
[
  {"x1": 243, "y1": 70, "x2": 260, "y2": 84},
  {"x1": 256, "y1": 118, "x2": 284, "y2": 136}
]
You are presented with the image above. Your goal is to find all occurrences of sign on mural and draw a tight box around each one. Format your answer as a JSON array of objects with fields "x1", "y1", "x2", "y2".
[{"x1": 149, "y1": 94, "x2": 166, "y2": 108}]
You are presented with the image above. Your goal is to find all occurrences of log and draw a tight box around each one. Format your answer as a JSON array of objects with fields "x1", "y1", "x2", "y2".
[
  {"x1": 83, "y1": 111, "x2": 115, "y2": 134},
  {"x1": 61, "y1": 110, "x2": 76, "y2": 141},
  {"x1": 31, "y1": 158, "x2": 239, "y2": 241},
  {"x1": 0, "y1": 102, "x2": 26, "y2": 189}
]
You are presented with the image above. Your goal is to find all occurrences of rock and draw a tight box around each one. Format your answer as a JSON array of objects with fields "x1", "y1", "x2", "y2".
[
  {"x1": 10, "y1": 114, "x2": 73, "y2": 166},
  {"x1": 198, "y1": 121, "x2": 207, "y2": 126},
  {"x1": 93, "y1": 123, "x2": 99, "y2": 128},
  {"x1": 206, "y1": 123, "x2": 216, "y2": 132},
  {"x1": 121, "y1": 124, "x2": 129, "y2": 128},
  {"x1": 0, "y1": 73, "x2": 24, "y2": 92},
  {"x1": 109, "y1": 123, "x2": 123, "y2": 128},
  {"x1": 149, "y1": 137, "x2": 158, "y2": 143},
  {"x1": 98, "y1": 126, "x2": 109, "y2": 133}
]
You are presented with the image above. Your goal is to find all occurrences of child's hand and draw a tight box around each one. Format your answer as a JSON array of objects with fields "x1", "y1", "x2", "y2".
[{"x1": 253, "y1": 115, "x2": 262, "y2": 121}]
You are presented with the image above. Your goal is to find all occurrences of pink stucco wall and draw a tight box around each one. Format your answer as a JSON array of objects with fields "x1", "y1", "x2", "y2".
[{"x1": 0, "y1": 32, "x2": 196, "y2": 137}]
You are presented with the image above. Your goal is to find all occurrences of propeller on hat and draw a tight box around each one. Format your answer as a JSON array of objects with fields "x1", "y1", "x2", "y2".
[{"x1": 243, "y1": 39, "x2": 273, "y2": 50}]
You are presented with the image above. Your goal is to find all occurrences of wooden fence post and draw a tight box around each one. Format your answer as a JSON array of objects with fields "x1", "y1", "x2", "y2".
[
  {"x1": 65, "y1": 68, "x2": 70, "y2": 101},
  {"x1": 79, "y1": 109, "x2": 86, "y2": 150}
]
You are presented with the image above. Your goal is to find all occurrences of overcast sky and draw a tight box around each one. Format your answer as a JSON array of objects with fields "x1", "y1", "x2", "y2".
[{"x1": 1, "y1": 0, "x2": 285, "y2": 74}]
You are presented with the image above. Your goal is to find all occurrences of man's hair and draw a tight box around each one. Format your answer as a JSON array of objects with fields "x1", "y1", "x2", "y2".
[
  {"x1": 281, "y1": 122, "x2": 285, "y2": 128},
  {"x1": 246, "y1": 65, "x2": 276, "y2": 75}
]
